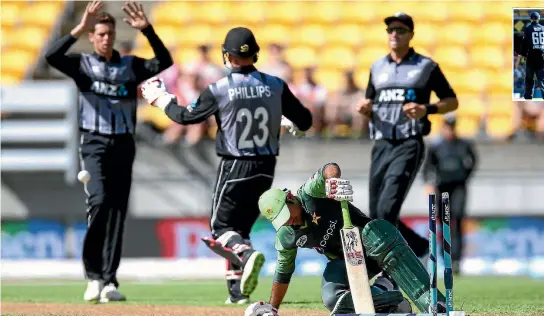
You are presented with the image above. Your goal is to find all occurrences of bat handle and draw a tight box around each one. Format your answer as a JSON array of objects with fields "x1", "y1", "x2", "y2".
[{"x1": 341, "y1": 200, "x2": 353, "y2": 229}]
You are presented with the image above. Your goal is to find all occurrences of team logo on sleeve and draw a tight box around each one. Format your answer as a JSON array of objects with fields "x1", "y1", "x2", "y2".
[{"x1": 296, "y1": 235, "x2": 308, "y2": 247}]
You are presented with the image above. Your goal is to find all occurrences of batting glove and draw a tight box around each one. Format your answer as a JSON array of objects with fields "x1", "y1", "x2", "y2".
[
  {"x1": 141, "y1": 77, "x2": 175, "y2": 110},
  {"x1": 325, "y1": 178, "x2": 353, "y2": 202},
  {"x1": 281, "y1": 116, "x2": 305, "y2": 137},
  {"x1": 244, "y1": 301, "x2": 279, "y2": 316}
]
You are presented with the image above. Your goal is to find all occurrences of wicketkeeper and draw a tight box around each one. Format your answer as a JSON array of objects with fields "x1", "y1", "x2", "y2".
[{"x1": 244, "y1": 162, "x2": 447, "y2": 316}]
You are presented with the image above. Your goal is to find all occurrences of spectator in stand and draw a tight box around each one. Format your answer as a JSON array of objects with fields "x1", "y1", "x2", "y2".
[
  {"x1": 260, "y1": 43, "x2": 292, "y2": 81},
  {"x1": 182, "y1": 44, "x2": 224, "y2": 86},
  {"x1": 294, "y1": 66, "x2": 327, "y2": 138},
  {"x1": 511, "y1": 101, "x2": 544, "y2": 141},
  {"x1": 118, "y1": 40, "x2": 133, "y2": 56},
  {"x1": 326, "y1": 70, "x2": 368, "y2": 138}
]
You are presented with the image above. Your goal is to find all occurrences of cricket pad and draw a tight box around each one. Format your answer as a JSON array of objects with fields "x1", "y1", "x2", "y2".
[{"x1": 361, "y1": 219, "x2": 446, "y2": 313}]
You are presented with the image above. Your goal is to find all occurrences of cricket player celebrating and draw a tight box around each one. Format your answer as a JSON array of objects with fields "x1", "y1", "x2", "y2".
[{"x1": 244, "y1": 162, "x2": 446, "y2": 316}]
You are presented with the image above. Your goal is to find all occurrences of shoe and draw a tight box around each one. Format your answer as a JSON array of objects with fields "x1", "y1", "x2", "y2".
[
  {"x1": 99, "y1": 283, "x2": 126, "y2": 303},
  {"x1": 328, "y1": 290, "x2": 350, "y2": 316},
  {"x1": 84, "y1": 280, "x2": 103, "y2": 301},
  {"x1": 240, "y1": 250, "x2": 265, "y2": 296},
  {"x1": 224, "y1": 295, "x2": 249, "y2": 305}
]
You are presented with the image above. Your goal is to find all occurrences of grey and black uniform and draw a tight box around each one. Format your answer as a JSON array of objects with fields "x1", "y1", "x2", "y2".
[
  {"x1": 365, "y1": 15, "x2": 457, "y2": 258},
  {"x1": 45, "y1": 25, "x2": 172, "y2": 287},
  {"x1": 160, "y1": 27, "x2": 312, "y2": 301},
  {"x1": 521, "y1": 12, "x2": 544, "y2": 99}
]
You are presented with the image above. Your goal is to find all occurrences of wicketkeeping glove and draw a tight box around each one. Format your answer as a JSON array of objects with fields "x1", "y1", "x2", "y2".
[
  {"x1": 141, "y1": 77, "x2": 175, "y2": 110},
  {"x1": 325, "y1": 178, "x2": 353, "y2": 202},
  {"x1": 244, "y1": 301, "x2": 279, "y2": 316},
  {"x1": 281, "y1": 116, "x2": 305, "y2": 136}
]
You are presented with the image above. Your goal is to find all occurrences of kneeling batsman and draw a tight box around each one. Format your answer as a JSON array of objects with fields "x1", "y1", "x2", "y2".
[{"x1": 245, "y1": 162, "x2": 447, "y2": 316}]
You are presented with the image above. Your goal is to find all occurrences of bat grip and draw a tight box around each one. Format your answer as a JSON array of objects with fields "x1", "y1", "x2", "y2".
[{"x1": 341, "y1": 200, "x2": 353, "y2": 229}]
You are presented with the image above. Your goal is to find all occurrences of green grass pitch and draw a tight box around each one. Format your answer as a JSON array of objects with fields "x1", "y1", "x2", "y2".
[{"x1": 2, "y1": 276, "x2": 544, "y2": 314}]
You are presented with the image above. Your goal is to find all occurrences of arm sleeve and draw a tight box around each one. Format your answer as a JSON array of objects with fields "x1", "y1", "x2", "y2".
[
  {"x1": 132, "y1": 25, "x2": 174, "y2": 83},
  {"x1": 300, "y1": 162, "x2": 339, "y2": 198},
  {"x1": 428, "y1": 64, "x2": 457, "y2": 100},
  {"x1": 365, "y1": 72, "x2": 376, "y2": 99},
  {"x1": 422, "y1": 145, "x2": 437, "y2": 184},
  {"x1": 273, "y1": 229, "x2": 298, "y2": 284},
  {"x1": 164, "y1": 87, "x2": 218, "y2": 125},
  {"x1": 44, "y1": 34, "x2": 82, "y2": 79},
  {"x1": 522, "y1": 26, "x2": 532, "y2": 56},
  {"x1": 281, "y1": 82, "x2": 313, "y2": 131}
]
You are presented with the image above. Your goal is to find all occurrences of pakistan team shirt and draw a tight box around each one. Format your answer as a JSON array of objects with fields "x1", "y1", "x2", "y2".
[{"x1": 273, "y1": 163, "x2": 371, "y2": 284}]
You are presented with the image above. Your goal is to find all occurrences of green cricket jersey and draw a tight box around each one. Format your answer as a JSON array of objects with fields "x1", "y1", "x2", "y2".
[{"x1": 273, "y1": 163, "x2": 371, "y2": 284}]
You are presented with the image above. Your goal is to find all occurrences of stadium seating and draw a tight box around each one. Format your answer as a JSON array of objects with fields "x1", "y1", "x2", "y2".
[
  {"x1": 1, "y1": 1, "x2": 67, "y2": 84},
  {"x1": 129, "y1": 1, "x2": 513, "y2": 139}
]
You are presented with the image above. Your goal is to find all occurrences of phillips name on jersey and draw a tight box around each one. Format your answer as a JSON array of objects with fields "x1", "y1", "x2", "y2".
[{"x1": 228, "y1": 85, "x2": 272, "y2": 101}]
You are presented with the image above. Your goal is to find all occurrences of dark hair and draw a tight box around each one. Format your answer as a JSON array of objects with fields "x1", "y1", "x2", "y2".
[{"x1": 90, "y1": 12, "x2": 116, "y2": 32}]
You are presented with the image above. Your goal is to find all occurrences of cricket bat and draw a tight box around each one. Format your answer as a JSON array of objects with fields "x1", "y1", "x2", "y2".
[{"x1": 340, "y1": 200, "x2": 375, "y2": 313}]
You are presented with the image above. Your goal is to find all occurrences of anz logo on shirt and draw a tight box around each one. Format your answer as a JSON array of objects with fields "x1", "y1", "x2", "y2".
[
  {"x1": 377, "y1": 88, "x2": 417, "y2": 102},
  {"x1": 90, "y1": 81, "x2": 128, "y2": 97}
]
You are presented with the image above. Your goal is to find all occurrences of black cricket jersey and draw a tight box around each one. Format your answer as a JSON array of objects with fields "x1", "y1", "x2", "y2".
[
  {"x1": 522, "y1": 21, "x2": 544, "y2": 67},
  {"x1": 163, "y1": 65, "x2": 312, "y2": 158},
  {"x1": 45, "y1": 25, "x2": 173, "y2": 135},
  {"x1": 365, "y1": 48, "x2": 456, "y2": 140}
]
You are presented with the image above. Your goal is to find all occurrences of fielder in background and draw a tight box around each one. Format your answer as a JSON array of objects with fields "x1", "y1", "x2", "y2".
[
  {"x1": 45, "y1": 0, "x2": 173, "y2": 302},
  {"x1": 355, "y1": 12, "x2": 459, "y2": 260},
  {"x1": 141, "y1": 27, "x2": 313, "y2": 304},
  {"x1": 244, "y1": 162, "x2": 447, "y2": 316},
  {"x1": 423, "y1": 115, "x2": 478, "y2": 274},
  {"x1": 520, "y1": 11, "x2": 544, "y2": 100}
]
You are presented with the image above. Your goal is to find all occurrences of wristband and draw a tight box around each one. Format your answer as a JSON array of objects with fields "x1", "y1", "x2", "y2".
[{"x1": 426, "y1": 104, "x2": 438, "y2": 115}]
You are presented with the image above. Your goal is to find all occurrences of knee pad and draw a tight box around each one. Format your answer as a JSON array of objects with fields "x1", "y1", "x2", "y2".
[
  {"x1": 323, "y1": 286, "x2": 405, "y2": 314},
  {"x1": 362, "y1": 219, "x2": 445, "y2": 313}
]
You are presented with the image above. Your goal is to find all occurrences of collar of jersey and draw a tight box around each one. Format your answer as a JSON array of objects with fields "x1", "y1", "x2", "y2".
[
  {"x1": 230, "y1": 65, "x2": 257, "y2": 74},
  {"x1": 387, "y1": 47, "x2": 416, "y2": 63}
]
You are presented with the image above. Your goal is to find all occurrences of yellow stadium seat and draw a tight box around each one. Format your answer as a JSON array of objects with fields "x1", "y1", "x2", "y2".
[
  {"x1": 410, "y1": 23, "x2": 438, "y2": 50},
  {"x1": 325, "y1": 24, "x2": 363, "y2": 48},
  {"x1": 360, "y1": 25, "x2": 388, "y2": 47},
  {"x1": 134, "y1": 33, "x2": 148, "y2": 49},
  {"x1": 449, "y1": 2, "x2": 486, "y2": 22},
  {"x1": 20, "y1": 3, "x2": 62, "y2": 28},
  {"x1": 487, "y1": 70, "x2": 512, "y2": 94},
  {"x1": 456, "y1": 70, "x2": 490, "y2": 94},
  {"x1": 151, "y1": 2, "x2": 193, "y2": 25},
  {"x1": 294, "y1": 24, "x2": 327, "y2": 48},
  {"x1": 209, "y1": 46, "x2": 225, "y2": 67},
  {"x1": 192, "y1": 2, "x2": 230, "y2": 24},
  {"x1": 428, "y1": 114, "x2": 444, "y2": 138},
  {"x1": 137, "y1": 104, "x2": 172, "y2": 130},
  {"x1": 0, "y1": 72, "x2": 23, "y2": 85},
  {"x1": 435, "y1": 22, "x2": 473, "y2": 47},
  {"x1": 473, "y1": 22, "x2": 511, "y2": 45},
  {"x1": 132, "y1": 46, "x2": 155, "y2": 59},
  {"x1": 151, "y1": 25, "x2": 179, "y2": 49},
  {"x1": 320, "y1": 46, "x2": 356, "y2": 70},
  {"x1": 433, "y1": 46, "x2": 469, "y2": 70},
  {"x1": 471, "y1": 46, "x2": 506, "y2": 70},
  {"x1": 284, "y1": 46, "x2": 317, "y2": 69},
  {"x1": 455, "y1": 116, "x2": 480, "y2": 139},
  {"x1": 456, "y1": 95, "x2": 486, "y2": 119},
  {"x1": 177, "y1": 25, "x2": 214, "y2": 46},
  {"x1": 256, "y1": 24, "x2": 292, "y2": 47},
  {"x1": 410, "y1": 2, "x2": 450, "y2": 23},
  {"x1": 1, "y1": 3, "x2": 20, "y2": 27},
  {"x1": 414, "y1": 47, "x2": 433, "y2": 58},
  {"x1": 489, "y1": 2, "x2": 515, "y2": 23},
  {"x1": 236, "y1": 2, "x2": 267, "y2": 24},
  {"x1": 1, "y1": 48, "x2": 34, "y2": 75},
  {"x1": 356, "y1": 46, "x2": 389, "y2": 69},
  {"x1": 354, "y1": 67, "x2": 371, "y2": 89},
  {"x1": 340, "y1": 2, "x2": 379, "y2": 24},
  {"x1": 266, "y1": 2, "x2": 304, "y2": 24},
  {"x1": 486, "y1": 97, "x2": 515, "y2": 139},
  {"x1": 304, "y1": 1, "x2": 342, "y2": 24},
  {"x1": 314, "y1": 68, "x2": 344, "y2": 92},
  {"x1": 486, "y1": 117, "x2": 515, "y2": 139},
  {"x1": 8, "y1": 27, "x2": 48, "y2": 52},
  {"x1": 173, "y1": 48, "x2": 201, "y2": 66},
  {"x1": 374, "y1": 2, "x2": 420, "y2": 22}
]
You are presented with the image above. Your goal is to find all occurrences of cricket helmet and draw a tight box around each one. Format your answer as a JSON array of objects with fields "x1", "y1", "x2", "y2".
[{"x1": 530, "y1": 11, "x2": 540, "y2": 20}]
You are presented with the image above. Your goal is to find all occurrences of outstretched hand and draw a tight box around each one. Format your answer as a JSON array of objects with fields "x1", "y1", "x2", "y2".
[
  {"x1": 79, "y1": 1, "x2": 104, "y2": 32},
  {"x1": 122, "y1": 1, "x2": 149, "y2": 30}
]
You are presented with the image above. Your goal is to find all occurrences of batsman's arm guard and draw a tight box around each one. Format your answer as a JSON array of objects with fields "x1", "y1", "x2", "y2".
[{"x1": 362, "y1": 219, "x2": 446, "y2": 313}]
